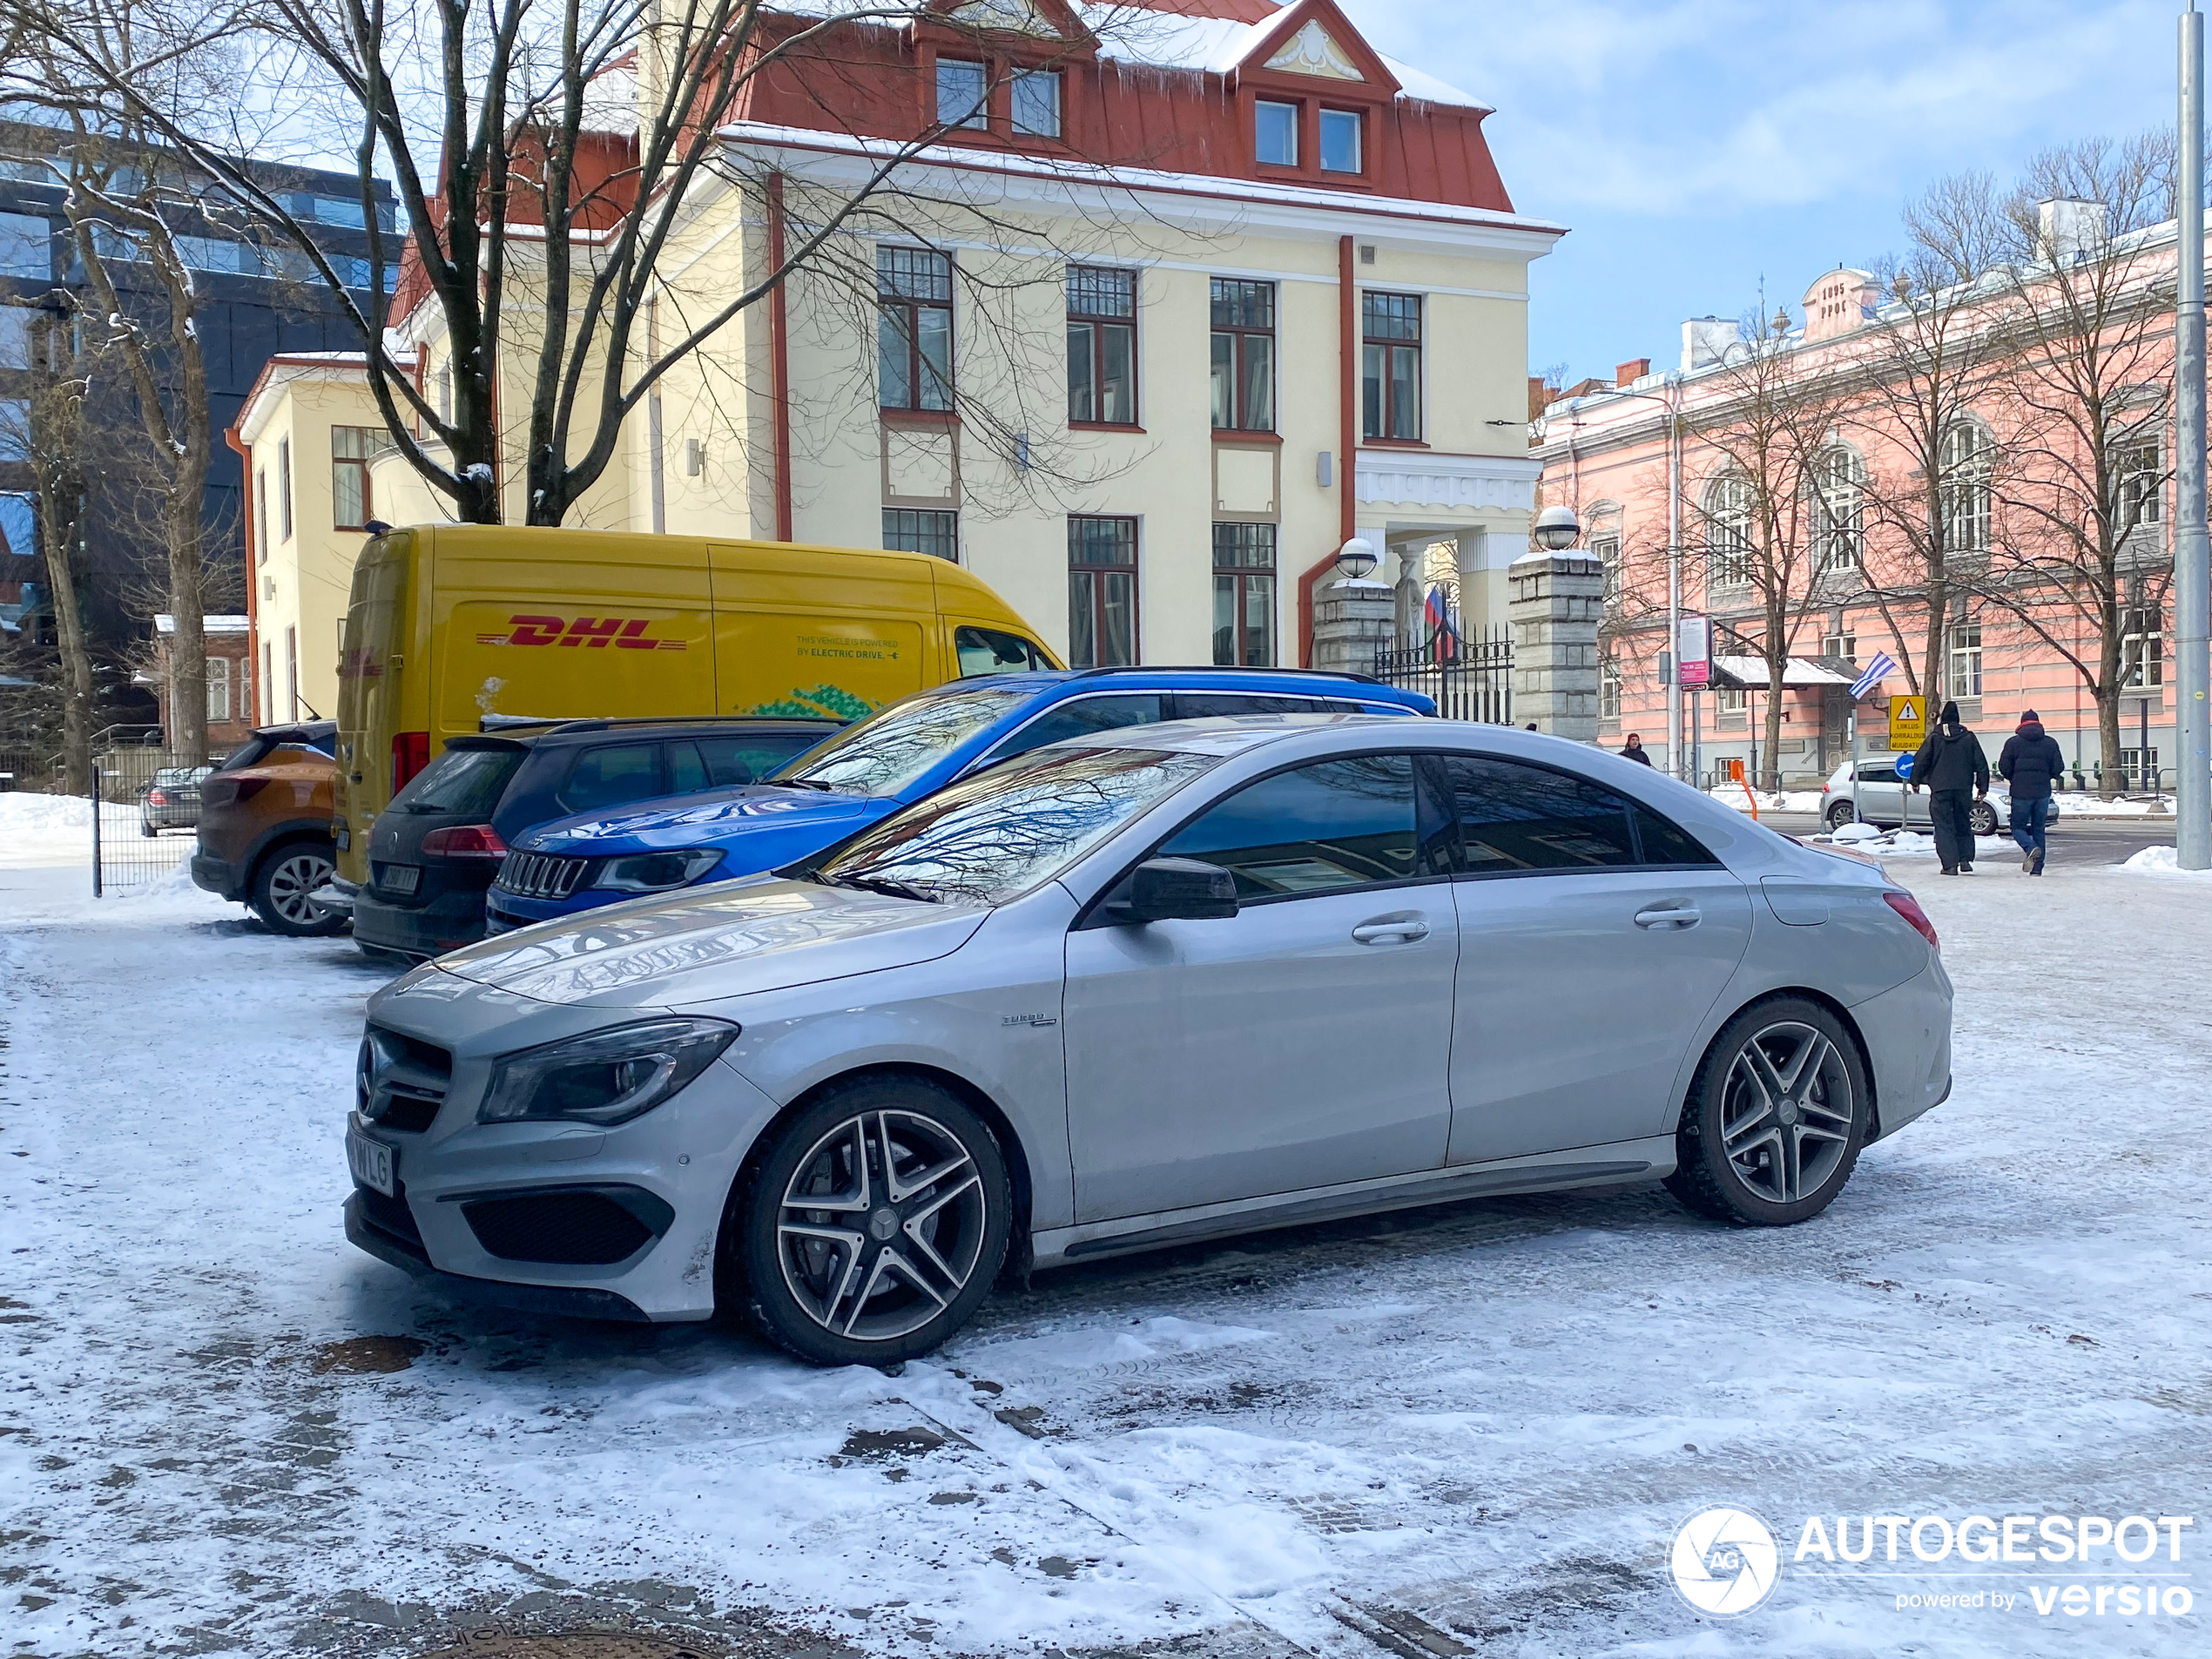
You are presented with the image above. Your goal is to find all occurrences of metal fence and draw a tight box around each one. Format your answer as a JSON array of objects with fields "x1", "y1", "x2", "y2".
[
  {"x1": 1373, "y1": 624, "x2": 1514, "y2": 724},
  {"x1": 90, "y1": 749, "x2": 201, "y2": 896}
]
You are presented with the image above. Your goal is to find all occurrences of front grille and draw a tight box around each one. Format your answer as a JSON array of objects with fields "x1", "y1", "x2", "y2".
[
  {"x1": 354, "y1": 1179, "x2": 424, "y2": 1252},
  {"x1": 462, "y1": 1190, "x2": 659, "y2": 1265},
  {"x1": 496, "y1": 850, "x2": 593, "y2": 900},
  {"x1": 357, "y1": 1025, "x2": 452, "y2": 1133}
]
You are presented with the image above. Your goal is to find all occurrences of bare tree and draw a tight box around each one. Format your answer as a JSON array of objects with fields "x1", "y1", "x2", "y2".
[
  {"x1": 17, "y1": 0, "x2": 1157, "y2": 529},
  {"x1": 1961, "y1": 136, "x2": 2179, "y2": 795}
]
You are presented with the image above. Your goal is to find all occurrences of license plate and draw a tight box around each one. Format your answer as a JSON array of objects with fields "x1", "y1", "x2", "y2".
[
  {"x1": 335, "y1": 826, "x2": 351, "y2": 850},
  {"x1": 381, "y1": 864, "x2": 421, "y2": 895},
  {"x1": 347, "y1": 1128, "x2": 395, "y2": 1197}
]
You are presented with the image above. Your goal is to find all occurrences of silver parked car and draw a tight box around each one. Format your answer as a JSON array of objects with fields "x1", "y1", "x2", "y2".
[
  {"x1": 347, "y1": 717, "x2": 1954, "y2": 1365},
  {"x1": 1819, "y1": 758, "x2": 2052, "y2": 838}
]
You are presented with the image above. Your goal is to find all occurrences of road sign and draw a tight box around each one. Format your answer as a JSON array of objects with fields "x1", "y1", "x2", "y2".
[
  {"x1": 1677, "y1": 616, "x2": 1711, "y2": 687},
  {"x1": 1888, "y1": 695, "x2": 1926, "y2": 751},
  {"x1": 1895, "y1": 752, "x2": 1915, "y2": 780}
]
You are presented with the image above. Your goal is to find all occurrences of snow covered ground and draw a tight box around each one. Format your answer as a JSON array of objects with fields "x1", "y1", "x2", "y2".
[{"x1": 3, "y1": 837, "x2": 2207, "y2": 1658}]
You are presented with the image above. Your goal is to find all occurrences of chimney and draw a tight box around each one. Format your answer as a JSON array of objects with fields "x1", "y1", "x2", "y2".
[
  {"x1": 1615, "y1": 357, "x2": 1651, "y2": 386},
  {"x1": 1681, "y1": 316, "x2": 1735, "y2": 372},
  {"x1": 2039, "y1": 198, "x2": 2109, "y2": 261}
]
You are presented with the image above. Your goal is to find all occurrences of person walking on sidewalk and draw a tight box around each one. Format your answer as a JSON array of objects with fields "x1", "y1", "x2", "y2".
[
  {"x1": 1910, "y1": 701, "x2": 1990, "y2": 875},
  {"x1": 1998, "y1": 709, "x2": 2067, "y2": 874},
  {"x1": 1621, "y1": 733, "x2": 1654, "y2": 765}
]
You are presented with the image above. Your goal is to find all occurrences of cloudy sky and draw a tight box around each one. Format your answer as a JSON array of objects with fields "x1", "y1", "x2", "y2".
[{"x1": 1351, "y1": 0, "x2": 2182, "y2": 384}]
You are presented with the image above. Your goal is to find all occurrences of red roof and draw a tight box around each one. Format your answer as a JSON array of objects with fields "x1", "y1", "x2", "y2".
[{"x1": 1124, "y1": 0, "x2": 1281, "y2": 20}]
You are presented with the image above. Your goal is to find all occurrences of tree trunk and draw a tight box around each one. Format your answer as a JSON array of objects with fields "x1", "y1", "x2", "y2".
[
  {"x1": 39, "y1": 515, "x2": 94, "y2": 797},
  {"x1": 2095, "y1": 687, "x2": 2124, "y2": 799},
  {"x1": 165, "y1": 488, "x2": 207, "y2": 762},
  {"x1": 1919, "y1": 572, "x2": 1948, "y2": 710},
  {"x1": 1762, "y1": 667, "x2": 1788, "y2": 792}
]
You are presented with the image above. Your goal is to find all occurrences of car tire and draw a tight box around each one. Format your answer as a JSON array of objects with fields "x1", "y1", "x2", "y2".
[
  {"x1": 1970, "y1": 799, "x2": 1999, "y2": 837},
  {"x1": 1824, "y1": 799, "x2": 1857, "y2": 831},
  {"x1": 250, "y1": 840, "x2": 345, "y2": 937},
  {"x1": 731, "y1": 1074, "x2": 1011, "y2": 1366},
  {"x1": 1664, "y1": 997, "x2": 1871, "y2": 1227}
]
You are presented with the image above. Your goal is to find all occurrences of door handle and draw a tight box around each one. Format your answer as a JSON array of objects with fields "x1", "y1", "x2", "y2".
[
  {"x1": 1634, "y1": 906, "x2": 1702, "y2": 931},
  {"x1": 1352, "y1": 916, "x2": 1429, "y2": 945}
]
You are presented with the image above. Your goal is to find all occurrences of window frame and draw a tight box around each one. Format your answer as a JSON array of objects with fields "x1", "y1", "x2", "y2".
[
  {"x1": 935, "y1": 57, "x2": 989, "y2": 131},
  {"x1": 1600, "y1": 660, "x2": 1622, "y2": 722},
  {"x1": 1361, "y1": 291, "x2": 1423, "y2": 442},
  {"x1": 1318, "y1": 107, "x2": 1364, "y2": 175},
  {"x1": 2122, "y1": 605, "x2": 2164, "y2": 689},
  {"x1": 1066, "y1": 265, "x2": 1138, "y2": 428},
  {"x1": 1939, "y1": 421, "x2": 1992, "y2": 553},
  {"x1": 2116, "y1": 435, "x2": 2165, "y2": 532},
  {"x1": 1210, "y1": 278, "x2": 1278, "y2": 434},
  {"x1": 1947, "y1": 621, "x2": 1984, "y2": 699},
  {"x1": 1812, "y1": 446, "x2": 1864, "y2": 573},
  {"x1": 1011, "y1": 69, "x2": 1062, "y2": 138},
  {"x1": 206, "y1": 655, "x2": 231, "y2": 724},
  {"x1": 277, "y1": 437, "x2": 293, "y2": 542},
  {"x1": 1254, "y1": 99, "x2": 1298, "y2": 167},
  {"x1": 254, "y1": 468, "x2": 269, "y2": 566},
  {"x1": 330, "y1": 425, "x2": 392, "y2": 531},
  {"x1": 882, "y1": 507, "x2": 960, "y2": 563},
  {"x1": 1067, "y1": 514, "x2": 1139, "y2": 668},
  {"x1": 877, "y1": 246, "x2": 955, "y2": 414},
  {"x1": 1211, "y1": 521, "x2": 1278, "y2": 667},
  {"x1": 1704, "y1": 472, "x2": 1752, "y2": 590}
]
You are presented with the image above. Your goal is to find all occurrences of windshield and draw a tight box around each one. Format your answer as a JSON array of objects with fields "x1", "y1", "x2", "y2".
[
  {"x1": 816, "y1": 744, "x2": 1220, "y2": 907},
  {"x1": 391, "y1": 746, "x2": 524, "y2": 815},
  {"x1": 771, "y1": 685, "x2": 1032, "y2": 798}
]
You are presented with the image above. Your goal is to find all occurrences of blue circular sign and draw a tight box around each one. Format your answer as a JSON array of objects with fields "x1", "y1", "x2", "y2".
[{"x1": 1895, "y1": 752, "x2": 1915, "y2": 780}]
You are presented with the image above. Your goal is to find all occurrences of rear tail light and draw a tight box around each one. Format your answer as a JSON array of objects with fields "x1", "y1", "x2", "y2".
[
  {"x1": 421, "y1": 824, "x2": 509, "y2": 860},
  {"x1": 393, "y1": 732, "x2": 430, "y2": 793},
  {"x1": 1883, "y1": 890, "x2": 1939, "y2": 953},
  {"x1": 148, "y1": 789, "x2": 167, "y2": 805},
  {"x1": 205, "y1": 776, "x2": 268, "y2": 806}
]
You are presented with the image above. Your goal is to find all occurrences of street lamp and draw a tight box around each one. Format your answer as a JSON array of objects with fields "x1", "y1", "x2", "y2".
[
  {"x1": 1333, "y1": 536, "x2": 1379, "y2": 581},
  {"x1": 1532, "y1": 504, "x2": 1581, "y2": 551}
]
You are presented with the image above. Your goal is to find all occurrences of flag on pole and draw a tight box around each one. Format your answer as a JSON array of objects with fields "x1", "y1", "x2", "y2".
[
  {"x1": 1425, "y1": 585, "x2": 1461, "y2": 663},
  {"x1": 1849, "y1": 651, "x2": 1896, "y2": 702}
]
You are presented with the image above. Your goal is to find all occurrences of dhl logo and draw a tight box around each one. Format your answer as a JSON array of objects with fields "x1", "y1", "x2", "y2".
[{"x1": 476, "y1": 615, "x2": 689, "y2": 651}]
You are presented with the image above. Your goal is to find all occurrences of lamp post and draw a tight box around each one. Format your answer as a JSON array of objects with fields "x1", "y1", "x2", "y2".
[{"x1": 2179, "y1": 3, "x2": 2212, "y2": 867}]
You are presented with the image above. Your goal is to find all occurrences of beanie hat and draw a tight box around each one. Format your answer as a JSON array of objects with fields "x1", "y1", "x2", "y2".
[
  {"x1": 2021, "y1": 708, "x2": 2039, "y2": 721},
  {"x1": 1938, "y1": 700, "x2": 1960, "y2": 725}
]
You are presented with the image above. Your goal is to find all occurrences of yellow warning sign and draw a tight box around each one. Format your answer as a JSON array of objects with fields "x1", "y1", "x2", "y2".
[{"x1": 1888, "y1": 695, "x2": 1926, "y2": 752}]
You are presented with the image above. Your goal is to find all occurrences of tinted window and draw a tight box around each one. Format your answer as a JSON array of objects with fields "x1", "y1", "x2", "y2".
[
  {"x1": 1440, "y1": 756, "x2": 1640, "y2": 871},
  {"x1": 1635, "y1": 806, "x2": 1721, "y2": 867},
  {"x1": 1159, "y1": 754, "x2": 1422, "y2": 899},
  {"x1": 1171, "y1": 692, "x2": 1343, "y2": 719},
  {"x1": 667, "y1": 740, "x2": 711, "y2": 795},
  {"x1": 695, "y1": 733, "x2": 823, "y2": 787},
  {"x1": 1858, "y1": 764, "x2": 1900, "y2": 785},
  {"x1": 557, "y1": 743, "x2": 664, "y2": 813},
  {"x1": 956, "y1": 625, "x2": 1052, "y2": 677},
  {"x1": 992, "y1": 694, "x2": 1164, "y2": 762},
  {"x1": 392, "y1": 746, "x2": 524, "y2": 816}
]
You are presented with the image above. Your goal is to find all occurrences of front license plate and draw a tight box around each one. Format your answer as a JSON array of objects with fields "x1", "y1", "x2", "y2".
[
  {"x1": 381, "y1": 864, "x2": 421, "y2": 895},
  {"x1": 347, "y1": 1128, "x2": 395, "y2": 1197}
]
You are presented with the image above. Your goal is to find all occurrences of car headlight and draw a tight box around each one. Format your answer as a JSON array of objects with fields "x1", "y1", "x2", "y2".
[
  {"x1": 592, "y1": 848, "x2": 724, "y2": 893},
  {"x1": 477, "y1": 1017, "x2": 740, "y2": 1126}
]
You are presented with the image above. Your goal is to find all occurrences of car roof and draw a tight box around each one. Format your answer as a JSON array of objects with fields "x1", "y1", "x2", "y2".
[
  {"x1": 1061, "y1": 712, "x2": 1509, "y2": 756},
  {"x1": 949, "y1": 666, "x2": 1422, "y2": 702},
  {"x1": 457, "y1": 716, "x2": 843, "y2": 751}
]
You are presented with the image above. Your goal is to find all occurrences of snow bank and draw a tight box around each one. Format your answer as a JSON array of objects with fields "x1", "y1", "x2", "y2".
[
  {"x1": 1706, "y1": 786, "x2": 1824, "y2": 814},
  {"x1": 0, "y1": 791, "x2": 91, "y2": 835},
  {"x1": 2051, "y1": 791, "x2": 2172, "y2": 817},
  {"x1": 2120, "y1": 845, "x2": 2212, "y2": 879}
]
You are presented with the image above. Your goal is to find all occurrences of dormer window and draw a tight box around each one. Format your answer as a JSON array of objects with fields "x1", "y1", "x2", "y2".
[
  {"x1": 1255, "y1": 101, "x2": 1298, "y2": 167},
  {"x1": 1012, "y1": 70, "x2": 1061, "y2": 138},
  {"x1": 1318, "y1": 109, "x2": 1362, "y2": 173},
  {"x1": 937, "y1": 59, "x2": 988, "y2": 129}
]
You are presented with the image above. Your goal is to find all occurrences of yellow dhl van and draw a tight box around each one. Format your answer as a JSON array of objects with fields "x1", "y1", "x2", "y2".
[{"x1": 333, "y1": 524, "x2": 1059, "y2": 883}]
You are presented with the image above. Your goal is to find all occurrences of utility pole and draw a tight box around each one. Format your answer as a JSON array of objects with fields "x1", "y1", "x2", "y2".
[
  {"x1": 2179, "y1": 3, "x2": 2212, "y2": 867},
  {"x1": 1665, "y1": 382, "x2": 1684, "y2": 779}
]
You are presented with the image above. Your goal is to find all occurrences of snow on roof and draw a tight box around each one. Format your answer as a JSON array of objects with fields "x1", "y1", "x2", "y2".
[
  {"x1": 1711, "y1": 655, "x2": 1858, "y2": 690},
  {"x1": 156, "y1": 615, "x2": 251, "y2": 635},
  {"x1": 1074, "y1": 3, "x2": 1488, "y2": 110}
]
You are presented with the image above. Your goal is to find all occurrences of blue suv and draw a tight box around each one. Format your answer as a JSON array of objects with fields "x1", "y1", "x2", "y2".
[{"x1": 483, "y1": 668, "x2": 1433, "y2": 933}]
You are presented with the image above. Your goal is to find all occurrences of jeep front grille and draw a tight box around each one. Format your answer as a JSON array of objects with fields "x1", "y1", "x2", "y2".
[{"x1": 496, "y1": 851, "x2": 593, "y2": 900}]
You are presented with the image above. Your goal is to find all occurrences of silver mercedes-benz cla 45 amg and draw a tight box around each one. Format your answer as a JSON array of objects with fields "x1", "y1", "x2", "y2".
[{"x1": 345, "y1": 716, "x2": 1953, "y2": 1365}]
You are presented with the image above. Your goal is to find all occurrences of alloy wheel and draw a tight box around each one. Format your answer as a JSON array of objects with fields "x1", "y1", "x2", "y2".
[
  {"x1": 267, "y1": 852, "x2": 334, "y2": 926},
  {"x1": 1718, "y1": 1022, "x2": 1855, "y2": 1204},
  {"x1": 775, "y1": 1109, "x2": 990, "y2": 1343}
]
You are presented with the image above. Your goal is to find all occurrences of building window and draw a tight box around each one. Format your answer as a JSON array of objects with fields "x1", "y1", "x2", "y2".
[
  {"x1": 1361, "y1": 292, "x2": 1421, "y2": 442},
  {"x1": 882, "y1": 508, "x2": 959, "y2": 563},
  {"x1": 260, "y1": 641, "x2": 272, "y2": 724},
  {"x1": 1319, "y1": 108, "x2": 1363, "y2": 173},
  {"x1": 936, "y1": 58, "x2": 988, "y2": 130},
  {"x1": 1069, "y1": 515, "x2": 1138, "y2": 668},
  {"x1": 206, "y1": 656, "x2": 231, "y2": 724},
  {"x1": 0, "y1": 212, "x2": 50, "y2": 280},
  {"x1": 2121, "y1": 746, "x2": 2160, "y2": 791},
  {"x1": 278, "y1": 438, "x2": 293, "y2": 541},
  {"x1": 1067, "y1": 266, "x2": 1136, "y2": 426},
  {"x1": 1823, "y1": 631, "x2": 1856, "y2": 664},
  {"x1": 1012, "y1": 71, "x2": 1061, "y2": 138},
  {"x1": 1255, "y1": 100, "x2": 1298, "y2": 166},
  {"x1": 0, "y1": 307, "x2": 32, "y2": 370},
  {"x1": 1948, "y1": 622, "x2": 1983, "y2": 698},
  {"x1": 254, "y1": 469, "x2": 269, "y2": 565},
  {"x1": 879, "y1": 246, "x2": 954, "y2": 412},
  {"x1": 1704, "y1": 472, "x2": 1752, "y2": 589},
  {"x1": 2117, "y1": 437, "x2": 2164, "y2": 531},
  {"x1": 331, "y1": 426, "x2": 394, "y2": 530},
  {"x1": 1211, "y1": 523, "x2": 1277, "y2": 667},
  {"x1": 1717, "y1": 685, "x2": 1747, "y2": 716},
  {"x1": 0, "y1": 399, "x2": 28, "y2": 463},
  {"x1": 2123, "y1": 606, "x2": 2164, "y2": 688},
  {"x1": 1210, "y1": 279, "x2": 1276, "y2": 433},
  {"x1": 1940, "y1": 421, "x2": 1992, "y2": 553},
  {"x1": 284, "y1": 625, "x2": 299, "y2": 719},
  {"x1": 1601, "y1": 660, "x2": 1622, "y2": 721},
  {"x1": 1813, "y1": 447, "x2": 1863, "y2": 571}
]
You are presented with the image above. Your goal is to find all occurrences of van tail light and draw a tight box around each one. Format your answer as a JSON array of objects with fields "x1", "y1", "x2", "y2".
[
  {"x1": 421, "y1": 824, "x2": 509, "y2": 860},
  {"x1": 1883, "y1": 890, "x2": 1939, "y2": 953},
  {"x1": 392, "y1": 732, "x2": 430, "y2": 793}
]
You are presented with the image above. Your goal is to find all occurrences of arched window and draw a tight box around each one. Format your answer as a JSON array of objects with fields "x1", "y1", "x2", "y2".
[
  {"x1": 1812, "y1": 447, "x2": 1864, "y2": 572},
  {"x1": 1704, "y1": 473, "x2": 1752, "y2": 589},
  {"x1": 1940, "y1": 422, "x2": 1992, "y2": 553}
]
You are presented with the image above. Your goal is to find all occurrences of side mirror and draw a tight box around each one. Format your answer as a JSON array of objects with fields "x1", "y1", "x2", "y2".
[{"x1": 1110, "y1": 857, "x2": 1239, "y2": 924}]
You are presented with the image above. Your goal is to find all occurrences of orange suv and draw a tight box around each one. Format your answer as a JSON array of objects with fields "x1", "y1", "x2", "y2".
[{"x1": 192, "y1": 721, "x2": 347, "y2": 937}]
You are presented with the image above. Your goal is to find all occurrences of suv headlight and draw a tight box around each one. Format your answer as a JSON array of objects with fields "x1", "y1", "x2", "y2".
[
  {"x1": 477, "y1": 1017, "x2": 740, "y2": 1126},
  {"x1": 593, "y1": 848, "x2": 724, "y2": 893}
]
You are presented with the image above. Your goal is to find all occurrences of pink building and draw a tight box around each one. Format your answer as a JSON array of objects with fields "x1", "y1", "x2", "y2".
[{"x1": 1535, "y1": 200, "x2": 2181, "y2": 794}]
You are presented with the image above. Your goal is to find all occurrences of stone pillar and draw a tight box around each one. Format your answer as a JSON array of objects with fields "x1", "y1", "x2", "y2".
[
  {"x1": 1509, "y1": 549, "x2": 1605, "y2": 741},
  {"x1": 1312, "y1": 578, "x2": 1396, "y2": 678}
]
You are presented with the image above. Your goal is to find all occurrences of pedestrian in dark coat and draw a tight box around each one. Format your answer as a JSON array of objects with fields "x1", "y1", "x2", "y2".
[
  {"x1": 1621, "y1": 733, "x2": 1654, "y2": 765},
  {"x1": 1910, "y1": 700, "x2": 1990, "y2": 875},
  {"x1": 1997, "y1": 710, "x2": 2067, "y2": 874}
]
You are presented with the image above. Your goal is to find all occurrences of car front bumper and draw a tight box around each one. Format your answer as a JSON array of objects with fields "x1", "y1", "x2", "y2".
[{"x1": 343, "y1": 1192, "x2": 652, "y2": 1321}]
